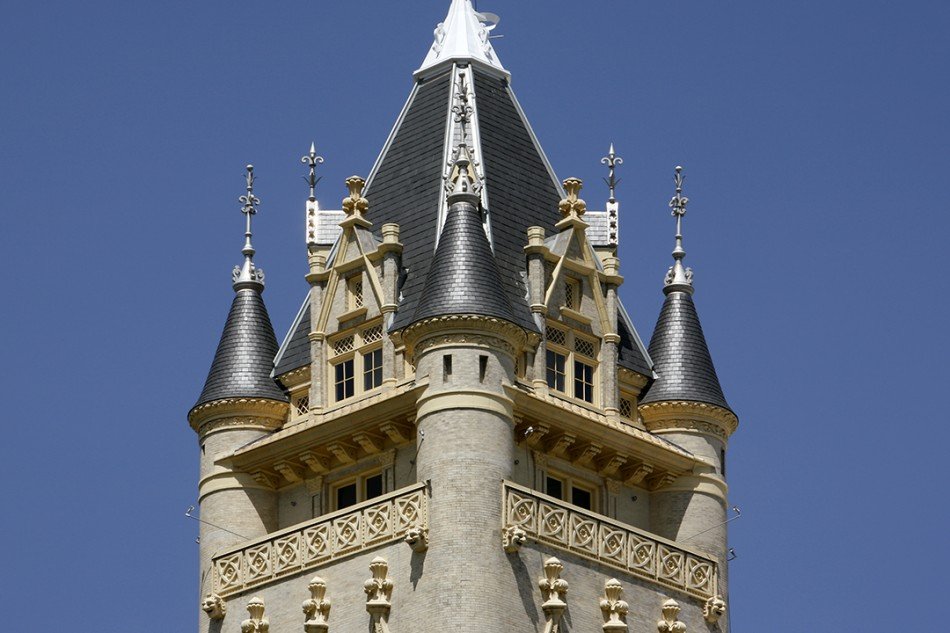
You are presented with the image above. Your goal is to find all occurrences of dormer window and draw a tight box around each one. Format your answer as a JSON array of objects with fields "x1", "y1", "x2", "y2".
[
  {"x1": 330, "y1": 322, "x2": 384, "y2": 403},
  {"x1": 545, "y1": 324, "x2": 598, "y2": 404}
]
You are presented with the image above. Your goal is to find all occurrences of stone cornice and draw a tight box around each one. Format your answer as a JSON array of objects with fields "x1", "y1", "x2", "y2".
[
  {"x1": 618, "y1": 366, "x2": 651, "y2": 389},
  {"x1": 398, "y1": 314, "x2": 528, "y2": 362},
  {"x1": 189, "y1": 398, "x2": 289, "y2": 436},
  {"x1": 275, "y1": 366, "x2": 310, "y2": 391},
  {"x1": 638, "y1": 401, "x2": 739, "y2": 440}
]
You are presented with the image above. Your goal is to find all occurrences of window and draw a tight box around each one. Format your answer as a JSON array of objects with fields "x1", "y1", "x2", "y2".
[
  {"x1": 293, "y1": 395, "x2": 310, "y2": 416},
  {"x1": 330, "y1": 322, "x2": 384, "y2": 403},
  {"x1": 546, "y1": 350, "x2": 566, "y2": 391},
  {"x1": 619, "y1": 397, "x2": 633, "y2": 419},
  {"x1": 545, "y1": 324, "x2": 598, "y2": 404},
  {"x1": 347, "y1": 276, "x2": 364, "y2": 310},
  {"x1": 545, "y1": 473, "x2": 596, "y2": 511},
  {"x1": 574, "y1": 360, "x2": 594, "y2": 402},
  {"x1": 334, "y1": 359, "x2": 354, "y2": 401},
  {"x1": 363, "y1": 348, "x2": 382, "y2": 391},
  {"x1": 564, "y1": 277, "x2": 580, "y2": 310},
  {"x1": 332, "y1": 471, "x2": 384, "y2": 510}
]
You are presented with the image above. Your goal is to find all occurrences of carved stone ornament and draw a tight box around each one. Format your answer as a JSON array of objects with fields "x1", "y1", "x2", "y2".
[
  {"x1": 364, "y1": 557, "x2": 394, "y2": 633},
  {"x1": 201, "y1": 593, "x2": 226, "y2": 620},
  {"x1": 538, "y1": 557, "x2": 569, "y2": 633},
  {"x1": 302, "y1": 576, "x2": 331, "y2": 633},
  {"x1": 241, "y1": 597, "x2": 270, "y2": 633},
  {"x1": 342, "y1": 176, "x2": 369, "y2": 217},
  {"x1": 657, "y1": 599, "x2": 686, "y2": 633},
  {"x1": 502, "y1": 525, "x2": 527, "y2": 553},
  {"x1": 703, "y1": 595, "x2": 726, "y2": 624},
  {"x1": 600, "y1": 579, "x2": 629, "y2": 633},
  {"x1": 559, "y1": 177, "x2": 587, "y2": 218},
  {"x1": 405, "y1": 526, "x2": 429, "y2": 553}
]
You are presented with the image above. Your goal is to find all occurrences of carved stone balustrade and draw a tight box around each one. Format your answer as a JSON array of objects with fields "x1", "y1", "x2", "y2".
[
  {"x1": 212, "y1": 482, "x2": 428, "y2": 596},
  {"x1": 502, "y1": 481, "x2": 718, "y2": 599}
]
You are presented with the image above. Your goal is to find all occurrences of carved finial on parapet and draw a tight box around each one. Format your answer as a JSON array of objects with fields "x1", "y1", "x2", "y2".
[
  {"x1": 342, "y1": 176, "x2": 369, "y2": 219},
  {"x1": 201, "y1": 593, "x2": 226, "y2": 620},
  {"x1": 302, "y1": 576, "x2": 331, "y2": 633},
  {"x1": 538, "y1": 557, "x2": 569, "y2": 633},
  {"x1": 600, "y1": 579, "x2": 629, "y2": 633},
  {"x1": 559, "y1": 177, "x2": 587, "y2": 219},
  {"x1": 364, "y1": 557, "x2": 394, "y2": 633},
  {"x1": 405, "y1": 526, "x2": 429, "y2": 552},
  {"x1": 656, "y1": 598, "x2": 686, "y2": 633},
  {"x1": 703, "y1": 595, "x2": 726, "y2": 624},
  {"x1": 502, "y1": 525, "x2": 527, "y2": 553},
  {"x1": 241, "y1": 597, "x2": 270, "y2": 633}
]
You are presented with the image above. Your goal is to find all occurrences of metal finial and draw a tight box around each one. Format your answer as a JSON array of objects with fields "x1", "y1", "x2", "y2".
[
  {"x1": 233, "y1": 165, "x2": 265, "y2": 289},
  {"x1": 601, "y1": 143, "x2": 623, "y2": 203},
  {"x1": 451, "y1": 71, "x2": 474, "y2": 144},
  {"x1": 301, "y1": 142, "x2": 325, "y2": 201},
  {"x1": 663, "y1": 165, "x2": 693, "y2": 293}
]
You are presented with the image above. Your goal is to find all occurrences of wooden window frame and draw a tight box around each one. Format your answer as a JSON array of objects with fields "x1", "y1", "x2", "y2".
[
  {"x1": 329, "y1": 320, "x2": 385, "y2": 403},
  {"x1": 545, "y1": 323, "x2": 599, "y2": 405}
]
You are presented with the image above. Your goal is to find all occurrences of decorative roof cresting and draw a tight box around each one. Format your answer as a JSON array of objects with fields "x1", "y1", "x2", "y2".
[
  {"x1": 416, "y1": 0, "x2": 508, "y2": 79},
  {"x1": 233, "y1": 164, "x2": 266, "y2": 291},
  {"x1": 663, "y1": 166, "x2": 694, "y2": 294}
]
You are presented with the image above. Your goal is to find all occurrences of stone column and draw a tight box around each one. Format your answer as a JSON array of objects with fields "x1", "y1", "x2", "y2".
[
  {"x1": 306, "y1": 253, "x2": 328, "y2": 411},
  {"x1": 379, "y1": 224, "x2": 403, "y2": 387},
  {"x1": 524, "y1": 227, "x2": 548, "y2": 391},
  {"x1": 601, "y1": 256, "x2": 623, "y2": 415}
]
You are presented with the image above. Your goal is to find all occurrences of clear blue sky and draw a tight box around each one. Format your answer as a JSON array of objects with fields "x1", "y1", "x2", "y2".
[{"x1": 2, "y1": 1, "x2": 947, "y2": 630}]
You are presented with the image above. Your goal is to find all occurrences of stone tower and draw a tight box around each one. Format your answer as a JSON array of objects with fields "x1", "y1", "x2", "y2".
[{"x1": 188, "y1": 2, "x2": 739, "y2": 632}]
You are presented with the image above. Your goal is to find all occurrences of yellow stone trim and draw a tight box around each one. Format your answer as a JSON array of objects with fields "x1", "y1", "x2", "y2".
[
  {"x1": 639, "y1": 401, "x2": 739, "y2": 440},
  {"x1": 416, "y1": 388, "x2": 514, "y2": 421},
  {"x1": 198, "y1": 470, "x2": 272, "y2": 501},
  {"x1": 400, "y1": 314, "x2": 527, "y2": 362},
  {"x1": 189, "y1": 398, "x2": 289, "y2": 435}
]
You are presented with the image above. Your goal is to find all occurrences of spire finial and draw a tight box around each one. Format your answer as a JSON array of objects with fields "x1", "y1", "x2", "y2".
[
  {"x1": 233, "y1": 164, "x2": 265, "y2": 290},
  {"x1": 601, "y1": 143, "x2": 623, "y2": 247},
  {"x1": 601, "y1": 143, "x2": 623, "y2": 203},
  {"x1": 663, "y1": 165, "x2": 693, "y2": 294},
  {"x1": 558, "y1": 177, "x2": 587, "y2": 218},
  {"x1": 446, "y1": 72, "x2": 483, "y2": 205},
  {"x1": 301, "y1": 142, "x2": 324, "y2": 201}
]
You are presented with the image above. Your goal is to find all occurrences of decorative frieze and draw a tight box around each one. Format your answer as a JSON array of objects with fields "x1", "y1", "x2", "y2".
[
  {"x1": 503, "y1": 482, "x2": 717, "y2": 599},
  {"x1": 212, "y1": 482, "x2": 428, "y2": 596},
  {"x1": 600, "y1": 579, "x2": 629, "y2": 633},
  {"x1": 656, "y1": 599, "x2": 686, "y2": 633},
  {"x1": 302, "y1": 576, "x2": 331, "y2": 633},
  {"x1": 538, "y1": 557, "x2": 569, "y2": 633}
]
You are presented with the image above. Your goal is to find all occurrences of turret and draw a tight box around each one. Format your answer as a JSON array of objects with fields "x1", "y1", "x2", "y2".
[
  {"x1": 188, "y1": 165, "x2": 288, "y2": 628},
  {"x1": 395, "y1": 108, "x2": 529, "y2": 629},
  {"x1": 639, "y1": 166, "x2": 738, "y2": 630}
]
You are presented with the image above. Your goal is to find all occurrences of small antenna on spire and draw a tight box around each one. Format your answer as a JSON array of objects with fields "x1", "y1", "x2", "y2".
[
  {"x1": 233, "y1": 165, "x2": 266, "y2": 289},
  {"x1": 301, "y1": 142, "x2": 324, "y2": 201},
  {"x1": 664, "y1": 165, "x2": 693, "y2": 293}
]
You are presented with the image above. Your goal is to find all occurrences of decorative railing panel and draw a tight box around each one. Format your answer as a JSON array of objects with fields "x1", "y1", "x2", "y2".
[
  {"x1": 503, "y1": 481, "x2": 717, "y2": 599},
  {"x1": 212, "y1": 482, "x2": 428, "y2": 596}
]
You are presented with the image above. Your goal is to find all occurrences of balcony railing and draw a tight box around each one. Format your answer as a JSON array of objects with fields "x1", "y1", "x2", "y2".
[
  {"x1": 503, "y1": 481, "x2": 718, "y2": 599},
  {"x1": 212, "y1": 482, "x2": 428, "y2": 596}
]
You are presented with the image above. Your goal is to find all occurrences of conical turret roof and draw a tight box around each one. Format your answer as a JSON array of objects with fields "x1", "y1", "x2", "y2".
[
  {"x1": 194, "y1": 288, "x2": 287, "y2": 409},
  {"x1": 640, "y1": 290, "x2": 731, "y2": 412}
]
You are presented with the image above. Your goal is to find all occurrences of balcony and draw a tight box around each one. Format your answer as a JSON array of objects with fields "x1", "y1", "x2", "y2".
[
  {"x1": 503, "y1": 481, "x2": 718, "y2": 599},
  {"x1": 212, "y1": 482, "x2": 428, "y2": 596}
]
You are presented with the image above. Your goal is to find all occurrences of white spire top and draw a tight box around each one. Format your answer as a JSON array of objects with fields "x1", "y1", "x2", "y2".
[{"x1": 415, "y1": 0, "x2": 508, "y2": 79}]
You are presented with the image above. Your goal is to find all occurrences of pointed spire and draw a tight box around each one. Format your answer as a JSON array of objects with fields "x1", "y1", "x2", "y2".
[
  {"x1": 301, "y1": 142, "x2": 324, "y2": 202},
  {"x1": 416, "y1": 0, "x2": 508, "y2": 79},
  {"x1": 233, "y1": 165, "x2": 266, "y2": 291},
  {"x1": 192, "y1": 165, "x2": 287, "y2": 412},
  {"x1": 641, "y1": 165, "x2": 732, "y2": 413},
  {"x1": 663, "y1": 166, "x2": 693, "y2": 295}
]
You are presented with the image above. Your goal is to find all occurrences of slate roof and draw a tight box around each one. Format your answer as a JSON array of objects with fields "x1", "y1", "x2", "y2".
[
  {"x1": 194, "y1": 288, "x2": 287, "y2": 409},
  {"x1": 408, "y1": 198, "x2": 517, "y2": 326},
  {"x1": 639, "y1": 290, "x2": 731, "y2": 412},
  {"x1": 272, "y1": 68, "x2": 652, "y2": 379}
]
